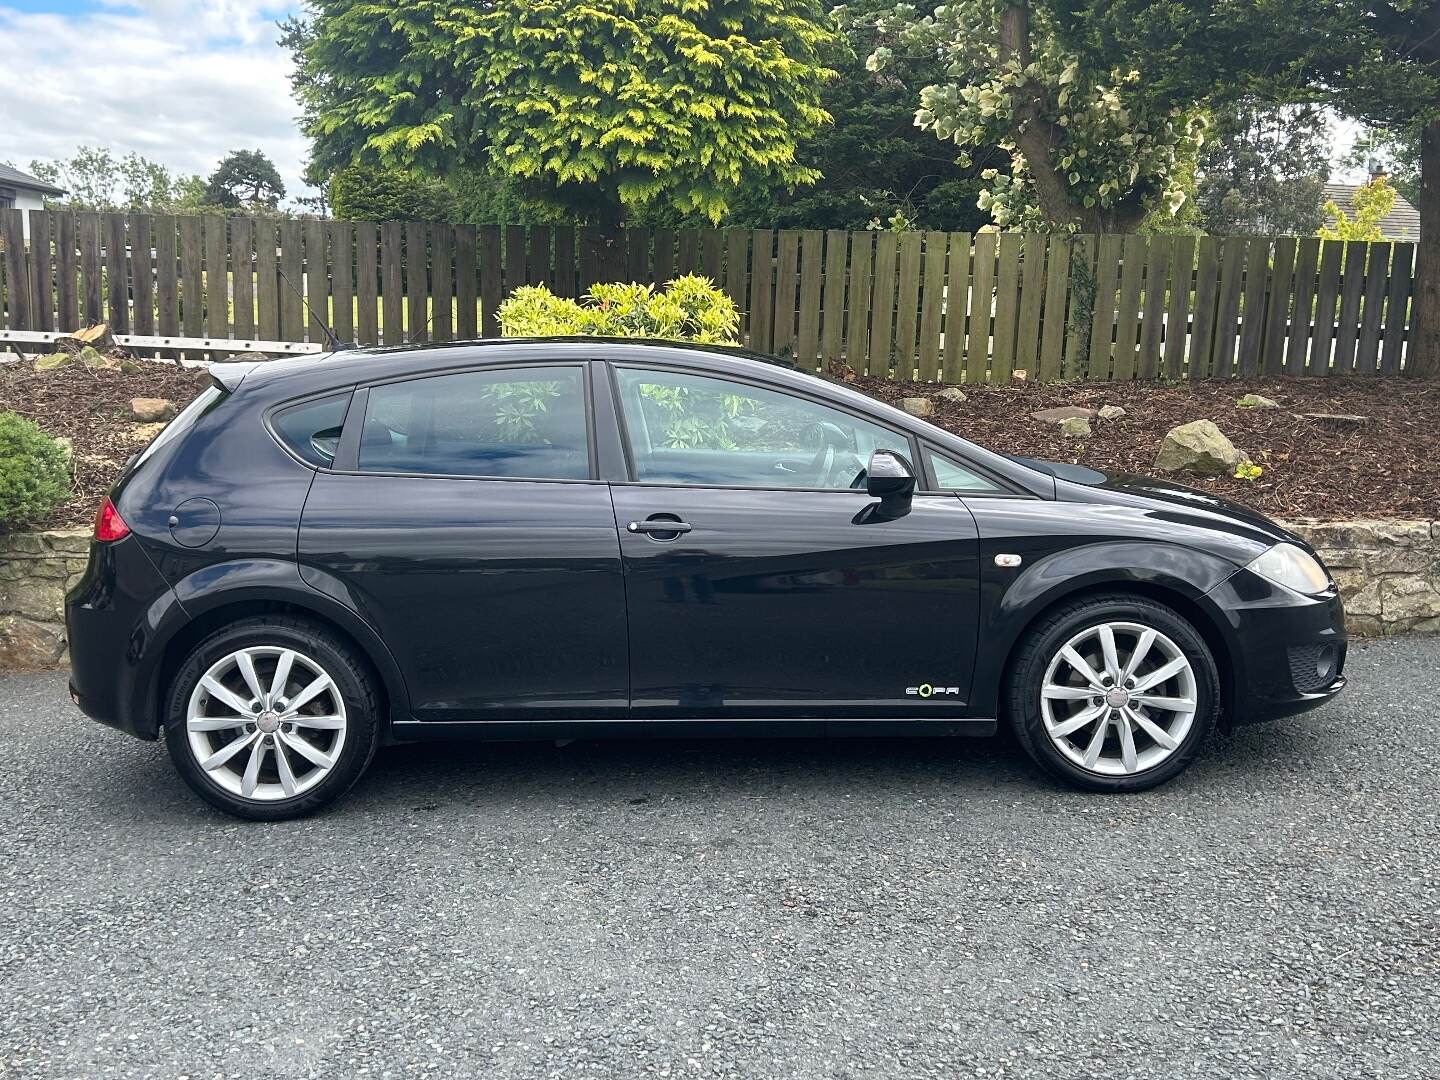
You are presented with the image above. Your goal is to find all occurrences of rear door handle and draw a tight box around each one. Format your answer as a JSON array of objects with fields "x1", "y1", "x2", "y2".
[{"x1": 627, "y1": 519, "x2": 692, "y2": 535}]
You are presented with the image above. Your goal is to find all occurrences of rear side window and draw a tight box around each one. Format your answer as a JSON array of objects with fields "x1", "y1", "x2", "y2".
[
  {"x1": 273, "y1": 393, "x2": 352, "y2": 468},
  {"x1": 358, "y1": 366, "x2": 590, "y2": 480}
]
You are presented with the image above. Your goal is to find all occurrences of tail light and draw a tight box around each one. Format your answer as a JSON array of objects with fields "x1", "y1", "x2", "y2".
[{"x1": 93, "y1": 496, "x2": 131, "y2": 542}]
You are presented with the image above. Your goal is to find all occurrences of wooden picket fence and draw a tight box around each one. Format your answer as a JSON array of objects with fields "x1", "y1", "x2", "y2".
[{"x1": 0, "y1": 209, "x2": 1419, "y2": 378}]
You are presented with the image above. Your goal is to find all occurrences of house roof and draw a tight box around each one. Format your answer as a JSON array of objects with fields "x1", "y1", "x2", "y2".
[
  {"x1": 0, "y1": 163, "x2": 66, "y2": 197},
  {"x1": 1322, "y1": 181, "x2": 1421, "y2": 242}
]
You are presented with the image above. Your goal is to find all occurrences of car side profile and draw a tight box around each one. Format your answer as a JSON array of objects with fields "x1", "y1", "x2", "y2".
[{"x1": 66, "y1": 339, "x2": 1346, "y2": 819}]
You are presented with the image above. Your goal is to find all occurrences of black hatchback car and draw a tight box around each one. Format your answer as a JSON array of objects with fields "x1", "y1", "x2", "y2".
[{"x1": 66, "y1": 339, "x2": 1346, "y2": 819}]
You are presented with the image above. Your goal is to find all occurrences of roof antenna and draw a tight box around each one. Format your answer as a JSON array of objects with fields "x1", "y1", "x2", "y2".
[{"x1": 275, "y1": 261, "x2": 353, "y2": 352}]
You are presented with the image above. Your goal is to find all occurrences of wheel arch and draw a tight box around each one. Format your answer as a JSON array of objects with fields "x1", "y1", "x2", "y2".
[
  {"x1": 976, "y1": 567, "x2": 1242, "y2": 727},
  {"x1": 144, "y1": 586, "x2": 411, "y2": 741}
]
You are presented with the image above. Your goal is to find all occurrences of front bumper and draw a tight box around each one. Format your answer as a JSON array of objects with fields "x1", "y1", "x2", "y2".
[{"x1": 1205, "y1": 567, "x2": 1347, "y2": 726}]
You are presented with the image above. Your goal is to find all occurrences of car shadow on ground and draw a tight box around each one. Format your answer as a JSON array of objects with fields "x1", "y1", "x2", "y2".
[
  {"x1": 344, "y1": 720, "x2": 1308, "y2": 811},
  {"x1": 66, "y1": 709, "x2": 1328, "y2": 821}
]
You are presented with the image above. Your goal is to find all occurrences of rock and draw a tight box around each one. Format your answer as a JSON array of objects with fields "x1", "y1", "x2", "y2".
[
  {"x1": 1097, "y1": 405, "x2": 1126, "y2": 421},
  {"x1": 1380, "y1": 576, "x2": 1440, "y2": 622},
  {"x1": 900, "y1": 397, "x2": 934, "y2": 418},
  {"x1": 1031, "y1": 405, "x2": 1098, "y2": 425},
  {"x1": 1154, "y1": 420, "x2": 1245, "y2": 476},
  {"x1": 119, "y1": 360, "x2": 146, "y2": 375},
  {"x1": 33, "y1": 352, "x2": 71, "y2": 371},
  {"x1": 0, "y1": 614, "x2": 66, "y2": 671},
  {"x1": 1236, "y1": 393, "x2": 1279, "y2": 408},
  {"x1": 936, "y1": 387, "x2": 967, "y2": 403},
  {"x1": 78, "y1": 346, "x2": 120, "y2": 370},
  {"x1": 0, "y1": 574, "x2": 67, "y2": 623},
  {"x1": 130, "y1": 397, "x2": 177, "y2": 423},
  {"x1": 1060, "y1": 416, "x2": 1091, "y2": 439}
]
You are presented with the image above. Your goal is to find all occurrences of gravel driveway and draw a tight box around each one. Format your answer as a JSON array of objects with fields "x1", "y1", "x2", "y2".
[{"x1": 2, "y1": 637, "x2": 1437, "y2": 1079}]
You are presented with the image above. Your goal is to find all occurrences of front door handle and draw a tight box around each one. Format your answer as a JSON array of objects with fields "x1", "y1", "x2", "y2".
[{"x1": 627, "y1": 519, "x2": 692, "y2": 536}]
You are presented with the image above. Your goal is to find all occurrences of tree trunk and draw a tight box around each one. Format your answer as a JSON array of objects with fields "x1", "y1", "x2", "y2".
[
  {"x1": 998, "y1": 2, "x2": 1144, "y2": 234},
  {"x1": 1408, "y1": 117, "x2": 1440, "y2": 378}
]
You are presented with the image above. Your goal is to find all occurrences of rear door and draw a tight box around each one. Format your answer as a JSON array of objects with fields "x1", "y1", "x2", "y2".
[
  {"x1": 606, "y1": 363, "x2": 983, "y2": 721},
  {"x1": 297, "y1": 362, "x2": 628, "y2": 722}
]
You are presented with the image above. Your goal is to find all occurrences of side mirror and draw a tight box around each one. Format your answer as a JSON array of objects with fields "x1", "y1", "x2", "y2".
[{"x1": 866, "y1": 449, "x2": 915, "y2": 519}]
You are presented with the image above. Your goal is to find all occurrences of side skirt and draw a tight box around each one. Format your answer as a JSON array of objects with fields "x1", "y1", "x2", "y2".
[{"x1": 387, "y1": 717, "x2": 998, "y2": 743}]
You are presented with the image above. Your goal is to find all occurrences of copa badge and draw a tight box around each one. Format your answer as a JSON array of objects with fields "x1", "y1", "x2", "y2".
[{"x1": 905, "y1": 683, "x2": 960, "y2": 698}]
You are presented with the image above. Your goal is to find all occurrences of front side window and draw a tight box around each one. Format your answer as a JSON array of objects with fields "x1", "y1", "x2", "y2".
[
  {"x1": 615, "y1": 367, "x2": 908, "y2": 489},
  {"x1": 358, "y1": 366, "x2": 589, "y2": 480}
]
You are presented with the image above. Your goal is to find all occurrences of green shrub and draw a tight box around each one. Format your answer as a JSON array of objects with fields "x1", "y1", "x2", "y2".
[
  {"x1": 0, "y1": 412, "x2": 71, "y2": 528},
  {"x1": 497, "y1": 274, "x2": 740, "y2": 345}
]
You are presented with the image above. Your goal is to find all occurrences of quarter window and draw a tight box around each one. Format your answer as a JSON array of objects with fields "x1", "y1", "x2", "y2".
[
  {"x1": 925, "y1": 448, "x2": 1001, "y2": 493},
  {"x1": 358, "y1": 366, "x2": 589, "y2": 480},
  {"x1": 614, "y1": 367, "x2": 908, "y2": 490},
  {"x1": 273, "y1": 393, "x2": 351, "y2": 468}
]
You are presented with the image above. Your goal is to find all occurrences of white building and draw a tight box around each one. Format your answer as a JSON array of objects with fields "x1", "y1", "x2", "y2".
[{"x1": 0, "y1": 163, "x2": 66, "y2": 212}]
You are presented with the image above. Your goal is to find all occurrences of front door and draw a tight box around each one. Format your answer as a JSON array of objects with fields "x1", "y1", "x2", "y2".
[
  {"x1": 608, "y1": 365, "x2": 982, "y2": 720},
  {"x1": 298, "y1": 363, "x2": 628, "y2": 721}
]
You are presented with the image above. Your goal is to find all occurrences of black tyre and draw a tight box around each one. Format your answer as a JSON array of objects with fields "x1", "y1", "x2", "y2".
[
  {"x1": 164, "y1": 616, "x2": 382, "y2": 820},
  {"x1": 1007, "y1": 594, "x2": 1220, "y2": 792}
]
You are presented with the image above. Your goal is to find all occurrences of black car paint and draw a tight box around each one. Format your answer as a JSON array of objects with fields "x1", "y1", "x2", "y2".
[{"x1": 65, "y1": 338, "x2": 1346, "y2": 744}]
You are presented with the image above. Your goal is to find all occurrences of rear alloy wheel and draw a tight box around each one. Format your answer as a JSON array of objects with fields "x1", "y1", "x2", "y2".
[
  {"x1": 185, "y1": 647, "x2": 348, "y2": 802},
  {"x1": 1009, "y1": 595, "x2": 1220, "y2": 792},
  {"x1": 165, "y1": 617, "x2": 380, "y2": 820}
]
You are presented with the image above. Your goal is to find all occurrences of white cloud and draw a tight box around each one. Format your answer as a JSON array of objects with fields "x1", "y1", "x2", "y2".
[{"x1": 0, "y1": 2, "x2": 314, "y2": 202}]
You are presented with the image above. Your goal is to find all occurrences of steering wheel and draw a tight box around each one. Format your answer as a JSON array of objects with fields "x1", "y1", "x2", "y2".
[
  {"x1": 807, "y1": 441, "x2": 836, "y2": 486},
  {"x1": 804, "y1": 421, "x2": 852, "y2": 486}
]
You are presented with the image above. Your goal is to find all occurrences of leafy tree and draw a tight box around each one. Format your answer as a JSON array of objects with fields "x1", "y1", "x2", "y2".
[
  {"x1": 204, "y1": 150, "x2": 286, "y2": 210},
  {"x1": 1195, "y1": 100, "x2": 1328, "y2": 236},
  {"x1": 1343, "y1": 128, "x2": 1420, "y2": 206},
  {"x1": 286, "y1": 0, "x2": 841, "y2": 225},
  {"x1": 869, "y1": 1, "x2": 1204, "y2": 232},
  {"x1": 1066, "y1": 1, "x2": 1440, "y2": 375},
  {"x1": 329, "y1": 164, "x2": 455, "y2": 222},
  {"x1": 1318, "y1": 176, "x2": 1396, "y2": 241},
  {"x1": 744, "y1": 0, "x2": 1000, "y2": 232},
  {"x1": 27, "y1": 146, "x2": 203, "y2": 213}
]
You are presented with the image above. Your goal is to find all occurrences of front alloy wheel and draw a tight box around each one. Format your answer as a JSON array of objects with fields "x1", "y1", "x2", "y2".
[
  {"x1": 1009, "y1": 594, "x2": 1220, "y2": 792},
  {"x1": 1040, "y1": 622, "x2": 1197, "y2": 776}
]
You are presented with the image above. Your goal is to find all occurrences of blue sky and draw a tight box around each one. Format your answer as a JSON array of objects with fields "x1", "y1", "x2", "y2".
[{"x1": 0, "y1": 0, "x2": 313, "y2": 200}]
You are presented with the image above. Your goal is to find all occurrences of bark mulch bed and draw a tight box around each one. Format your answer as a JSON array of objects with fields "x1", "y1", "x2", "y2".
[
  {"x1": 0, "y1": 357, "x2": 1435, "y2": 527},
  {"x1": 851, "y1": 374, "x2": 1439, "y2": 522},
  {"x1": 0, "y1": 359, "x2": 210, "y2": 527}
]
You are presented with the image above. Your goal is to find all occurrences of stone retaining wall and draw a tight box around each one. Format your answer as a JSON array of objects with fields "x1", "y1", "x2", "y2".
[
  {"x1": 0, "y1": 520, "x2": 1433, "y2": 672},
  {"x1": 0, "y1": 529, "x2": 90, "y2": 671},
  {"x1": 1285, "y1": 520, "x2": 1440, "y2": 637}
]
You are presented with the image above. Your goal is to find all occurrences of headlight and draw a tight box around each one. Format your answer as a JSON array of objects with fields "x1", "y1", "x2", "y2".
[{"x1": 1247, "y1": 543, "x2": 1331, "y2": 595}]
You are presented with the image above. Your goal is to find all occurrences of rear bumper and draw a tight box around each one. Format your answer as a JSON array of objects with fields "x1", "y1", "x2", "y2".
[
  {"x1": 1206, "y1": 568, "x2": 1347, "y2": 727},
  {"x1": 65, "y1": 536, "x2": 187, "y2": 741}
]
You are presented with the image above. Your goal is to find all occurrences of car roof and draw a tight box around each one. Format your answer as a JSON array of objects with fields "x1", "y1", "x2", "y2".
[{"x1": 212, "y1": 337, "x2": 799, "y2": 393}]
